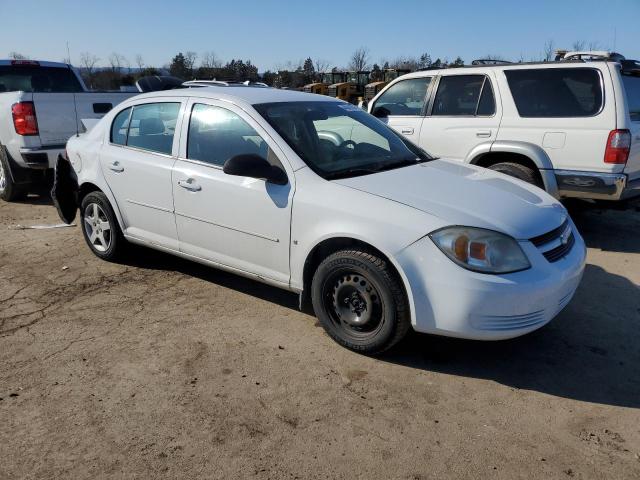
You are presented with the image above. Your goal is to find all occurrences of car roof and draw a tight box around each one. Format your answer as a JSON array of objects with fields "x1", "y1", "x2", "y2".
[{"x1": 129, "y1": 86, "x2": 341, "y2": 106}]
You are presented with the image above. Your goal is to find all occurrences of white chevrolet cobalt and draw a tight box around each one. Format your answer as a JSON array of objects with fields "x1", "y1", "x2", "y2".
[{"x1": 53, "y1": 87, "x2": 586, "y2": 353}]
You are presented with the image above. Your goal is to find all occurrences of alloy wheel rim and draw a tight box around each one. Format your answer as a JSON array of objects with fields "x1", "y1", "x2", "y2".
[
  {"x1": 84, "y1": 203, "x2": 112, "y2": 252},
  {"x1": 325, "y1": 271, "x2": 384, "y2": 338},
  {"x1": 0, "y1": 159, "x2": 6, "y2": 193}
]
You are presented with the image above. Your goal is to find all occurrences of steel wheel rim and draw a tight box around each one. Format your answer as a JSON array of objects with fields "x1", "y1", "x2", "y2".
[
  {"x1": 0, "y1": 159, "x2": 6, "y2": 193},
  {"x1": 323, "y1": 270, "x2": 384, "y2": 339},
  {"x1": 83, "y1": 203, "x2": 112, "y2": 252}
]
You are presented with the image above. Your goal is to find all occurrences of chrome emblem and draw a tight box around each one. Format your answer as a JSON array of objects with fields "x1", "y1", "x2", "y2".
[{"x1": 560, "y1": 225, "x2": 572, "y2": 245}]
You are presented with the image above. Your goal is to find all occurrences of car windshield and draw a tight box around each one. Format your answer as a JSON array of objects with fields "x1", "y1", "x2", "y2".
[{"x1": 254, "y1": 101, "x2": 433, "y2": 179}]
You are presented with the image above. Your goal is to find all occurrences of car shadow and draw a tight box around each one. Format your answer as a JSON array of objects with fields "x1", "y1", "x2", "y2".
[
  {"x1": 568, "y1": 199, "x2": 640, "y2": 254},
  {"x1": 13, "y1": 192, "x2": 53, "y2": 206},
  {"x1": 381, "y1": 262, "x2": 640, "y2": 408}
]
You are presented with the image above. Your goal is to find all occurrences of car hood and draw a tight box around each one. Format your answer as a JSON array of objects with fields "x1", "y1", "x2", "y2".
[{"x1": 333, "y1": 159, "x2": 567, "y2": 240}]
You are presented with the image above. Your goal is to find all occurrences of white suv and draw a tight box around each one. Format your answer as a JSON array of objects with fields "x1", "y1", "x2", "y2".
[{"x1": 369, "y1": 52, "x2": 640, "y2": 202}]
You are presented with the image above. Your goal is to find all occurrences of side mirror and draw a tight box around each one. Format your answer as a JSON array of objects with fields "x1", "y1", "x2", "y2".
[
  {"x1": 372, "y1": 106, "x2": 390, "y2": 118},
  {"x1": 223, "y1": 154, "x2": 288, "y2": 185}
]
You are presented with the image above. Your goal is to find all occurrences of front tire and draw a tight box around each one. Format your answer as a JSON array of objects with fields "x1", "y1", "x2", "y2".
[
  {"x1": 488, "y1": 161, "x2": 542, "y2": 188},
  {"x1": 80, "y1": 192, "x2": 126, "y2": 261},
  {"x1": 0, "y1": 146, "x2": 25, "y2": 202},
  {"x1": 311, "y1": 249, "x2": 410, "y2": 354}
]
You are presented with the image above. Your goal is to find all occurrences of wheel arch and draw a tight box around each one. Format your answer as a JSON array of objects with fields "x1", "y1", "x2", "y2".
[
  {"x1": 466, "y1": 140, "x2": 559, "y2": 197},
  {"x1": 299, "y1": 236, "x2": 417, "y2": 325}
]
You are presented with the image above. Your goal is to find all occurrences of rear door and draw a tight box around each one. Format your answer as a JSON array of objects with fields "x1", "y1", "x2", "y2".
[
  {"x1": 369, "y1": 76, "x2": 432, "y2": 143},
  {"x1": 100, "y1": 100, "x2": 184, "y2": 249},
  {"x1": 419, "y1": 73, "x2": 501, "y2": 161},
  {"x1": 622, "y1": 74, "x2": 640, "y2": 182}
]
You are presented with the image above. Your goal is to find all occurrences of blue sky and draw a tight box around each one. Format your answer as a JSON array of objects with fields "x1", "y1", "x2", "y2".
[{"x1": 1, "y1": 0, "x2": 638, "y2": 70}]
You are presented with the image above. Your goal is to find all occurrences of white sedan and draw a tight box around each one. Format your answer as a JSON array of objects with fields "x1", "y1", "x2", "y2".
[{"x1": 52, "y1": 87, "x2": 586, "y2": 353}]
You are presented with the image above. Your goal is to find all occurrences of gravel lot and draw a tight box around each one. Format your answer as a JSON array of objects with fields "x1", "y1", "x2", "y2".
[{"x1": 1, "y1": 196, "x2": 639, "y2": 479}]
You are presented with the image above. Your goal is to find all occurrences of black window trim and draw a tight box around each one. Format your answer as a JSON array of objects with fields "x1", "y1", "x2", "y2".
[
  {"x1": 108, "y1": 101, "x2": 182, "y2": 158},
  {"x1": 503, "y1": 66, "x2": 606, "y2": 119},
  {"x1": 426, "y1": 73, "x2": 497, "y2": 118},
  {"x1": 371, "y1": 76, "x2": 435, "y2": 118}
]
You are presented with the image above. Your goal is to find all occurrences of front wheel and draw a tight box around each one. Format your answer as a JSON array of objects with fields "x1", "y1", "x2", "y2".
[
  {"x1": 311, "y1": 249, "x2": 410, "y2": 354},
  {"x1": 80, "y1": 192, "x2": 126, "y2": 261}
]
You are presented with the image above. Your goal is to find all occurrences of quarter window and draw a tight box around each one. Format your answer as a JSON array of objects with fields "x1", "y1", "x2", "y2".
[
  {"x1": 432, "y1": 75, "x2": 493, "y2": 116},
  {"x1": 126, "y1": 102, "x2": 180, "y2": 155},
  {"x1": 373, "y1": 78, "x2": 431, "y2": 116},
  {"x1": 187, "y1": 104, "x2": 269, "y2": 167},
  {"x1": 505, "y1": 68, "x2": 604, "y2": 117},
  {"x1": 110, "y1": 107, "x2": 131, "y2": 145},
  {"x1": 622, "y1": 75, "x2": 640, "y2": 122}
]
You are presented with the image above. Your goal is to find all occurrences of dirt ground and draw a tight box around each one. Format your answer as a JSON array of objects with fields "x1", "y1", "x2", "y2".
[{"x1": 0, "y1": 196, "x2": 639, "y2": 480}]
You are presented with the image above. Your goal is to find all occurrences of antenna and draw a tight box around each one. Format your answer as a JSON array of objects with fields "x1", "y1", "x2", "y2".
[{"x1": 66, "y1": 41, "x2": 71, "y2": 65}]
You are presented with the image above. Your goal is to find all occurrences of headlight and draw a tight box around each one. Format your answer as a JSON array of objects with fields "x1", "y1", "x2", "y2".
[{"x1": 429, "y1": 226, "x2": 531, "y2": 274}]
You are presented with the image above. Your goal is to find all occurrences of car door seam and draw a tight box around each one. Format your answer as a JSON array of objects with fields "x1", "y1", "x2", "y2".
[{"x1": 174, "y1": 211, "x2": 280, "y2": 243}]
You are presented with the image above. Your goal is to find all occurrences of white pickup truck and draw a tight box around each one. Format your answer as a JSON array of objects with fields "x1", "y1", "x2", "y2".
[{"x1": 0, "y1": 60, "x2": 138, "y2": 201}]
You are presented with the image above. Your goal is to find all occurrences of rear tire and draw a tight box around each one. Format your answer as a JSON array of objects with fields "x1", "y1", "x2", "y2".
[
  {"x1": 311, "y1": 249, "x2": 410, "y2": 354},
  {"x1": 0, "y1": 146, "x2": 25, "y2": 202},
  {"x1": 488, "y1": 161, "x2": 542, "y2": 188},
  {"x1": 80, "y1": 192, "x2": 126, "y2": 261}
]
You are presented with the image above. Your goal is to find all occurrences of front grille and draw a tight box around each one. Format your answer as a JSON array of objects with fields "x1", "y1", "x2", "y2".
[
  {"x1": 529, "y1": 219, "x2": 575, "y2": 263},
  {"x1": 543, "y1": 233, "x2": 575, "y2": 262}
]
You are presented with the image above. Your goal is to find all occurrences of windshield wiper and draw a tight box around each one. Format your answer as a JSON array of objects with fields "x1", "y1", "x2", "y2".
[{"x1": 324, "y1": 167, "x2": 382, "y2": 180}]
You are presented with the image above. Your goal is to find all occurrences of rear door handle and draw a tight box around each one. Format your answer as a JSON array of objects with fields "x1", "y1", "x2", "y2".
[
  {"x1": 476, "y1": 130, "x2": 492, "y2": 138},
  {"x1": 177, "y1": 178, "x2": 202, "y2": 192},
  {"x1": 401, "y1": 127, "x2": 414, "y2": 135},
  {"x1": 108, "y1": 161, "x2": 124, "y2": 173}
]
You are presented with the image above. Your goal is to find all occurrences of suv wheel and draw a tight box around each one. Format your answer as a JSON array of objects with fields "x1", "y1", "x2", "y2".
[
  {"x1": 80, "y1": 192, "x2": 126, "y2": 261},
  {"x1": 488, "y1": 162, "x2": 542, "y2": 188},
  {"x1": 0, "y1": 146, "x2": 25, "y2": 202},
  {"x1": 311, "y1": 249, "x2": 410, "y2": 354}
]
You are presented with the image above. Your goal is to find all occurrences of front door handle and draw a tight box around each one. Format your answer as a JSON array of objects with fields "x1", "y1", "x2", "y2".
[
  {"x1": 476, "y1": 130, "x2": 492, "y2": 138},
  {"x1": 109, "y1": 161, "x2": 124, "y2": 173},
  {"x1": 401, "y1": 127, "x2": 414, "y2": 135},
  {"x1": 177, "y1": 178, "x2": 202, "y2": 192}
]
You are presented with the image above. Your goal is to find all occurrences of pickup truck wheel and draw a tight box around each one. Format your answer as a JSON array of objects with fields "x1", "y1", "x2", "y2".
[
  {"x1": 488, "y1": 162, "x2": 542, "y2": 188},
  {"x1": 80, "y1": 192, "x2": 125, "y2": 261},
  {"x1": 311, "y1": 249, "x2": 410, "y2": 354},
  {"x1": 0, "y1": 146, "x2": 25, "y2": 202}
]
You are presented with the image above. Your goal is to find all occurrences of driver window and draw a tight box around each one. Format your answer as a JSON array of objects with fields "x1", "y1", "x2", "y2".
[
  {"x1": 372, "y1": 77, "x2": 431, "y2": 116},
  {"x1": 187, "y1": 103, "x2": 269, "y2": 167}
]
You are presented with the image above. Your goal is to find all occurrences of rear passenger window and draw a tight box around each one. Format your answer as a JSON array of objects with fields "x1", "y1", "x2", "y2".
[
  {"x1": 187, "y1": 104, "x2": 268, "y2": 167},
  {"x1": 505, "y1": 68, "x2": 603, "y2": 117},
  {"x1": 432, "y1": 75, "x2": 488, "y2": 116},
  {"x1": 622, "y1": 75, "x2": 640, "y2": 122},
  {"x1": 373, "y1": 78, "x2": 431, "y2": 116},
  {"x1": 127, "y1": 103, "x2": 180, "y2": 155},
  {"x1": 110, "y1": 107, "x2": 131, "y2": 145}
]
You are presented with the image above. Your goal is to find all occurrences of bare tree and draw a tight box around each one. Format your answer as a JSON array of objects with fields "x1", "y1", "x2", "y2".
[
  {"x1": 313, "y1": 58, "x2": 330, "y2": 74},
  {"x1": 201, "y1": 51, "x2": 222, "y2": 69},
  {"x1": 587, "y1": 41, "x2": 600, "y2": 51},
  {"x1": 79, "y1": 52, "x2": 99, "y2": 87},
  {"x1": 8, "y1": 51, "x2": 28, "y2": 60},
  {"x1": 349, "y1": 47, "x2": 370, "y2": 71},
  {"x1": 135, "y1": 54, "x2": 145, "y2": 70},
  {"x1": 108, "y1": 52, "x2": 127, "y2": 73},
  {"x1": 542, "y1": 39, "x2": 555, "y2": 61},
  {"x1": 185, "y1": 51, "x2": 198, "y2": 76},
  {"x1": 572, "y1": 40, "x2": 587, "y2": 51}
]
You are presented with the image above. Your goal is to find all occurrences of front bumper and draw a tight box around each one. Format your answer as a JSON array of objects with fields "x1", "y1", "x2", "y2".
[
  {"x1": 395, "y1": 221, "x2": 586, "y2": 340},
  {"x1": 555, "y1": 169, "x2": 639, "y2": 201}
]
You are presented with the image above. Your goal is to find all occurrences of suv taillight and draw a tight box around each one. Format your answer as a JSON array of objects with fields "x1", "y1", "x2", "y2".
[
  {"x1": 12, "y1": 102, "x2": 39, "y2": 136},
  {"x1": 604, "y1": 129, "x2": 631, "y2": 164}
]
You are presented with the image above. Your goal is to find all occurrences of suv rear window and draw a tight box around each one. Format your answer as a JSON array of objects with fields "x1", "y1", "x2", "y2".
[
  {"x1": 505, "y1": 68, "x2": 603, "y2": 117},
  {"x1": 622, "y1": 75, "x2": 640, "y2": 122},
  {"x1": 0, "y1": 65, "x2": 83, "y2": 93}
]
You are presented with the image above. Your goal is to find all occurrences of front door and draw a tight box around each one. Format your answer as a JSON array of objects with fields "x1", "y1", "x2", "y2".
[
  {"x1": 100, "y1": 101, "x2": 183, "y2": 249},
  {"x1": 172, "y1": 100, "x2": 293, "y2": 285},
  {"x1": 369, "y1": 76, "x2": 433, "y2": 144}
]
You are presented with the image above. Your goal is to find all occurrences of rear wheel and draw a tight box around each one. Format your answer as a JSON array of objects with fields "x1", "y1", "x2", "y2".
[
  {"x1": 311, "y1": 249, "x2": 410, "y2": 354},
  {"x1": 488, "y1": 161, "x2": 542, "y2": 188},
  {"x1": 80, "y1": 192, "x2": 126, "y2": 261},
  {"x1": 0, "y1": 146, "x2": 25, "y2": 202}
]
